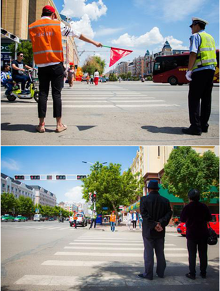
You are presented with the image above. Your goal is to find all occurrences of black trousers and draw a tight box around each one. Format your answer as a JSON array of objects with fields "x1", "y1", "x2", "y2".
[
  {"x1": 188, "y1": 69, "x2": 215, "y2": 131},
  {"x1": 143, "y1": 237, "x2": 166, "y2": 279},
  {"x1": 38, "y1": 63, "x2": 64, "y2": 118},
  {"x1": 187, "y1": 238, "x2": 208, "y2": 276},
  {"x1": 132, "y1": 220, "x2": 137, "y2": 228},
  {"x1": 90, "y1": 219, "x2": 96, "y2": 228}
]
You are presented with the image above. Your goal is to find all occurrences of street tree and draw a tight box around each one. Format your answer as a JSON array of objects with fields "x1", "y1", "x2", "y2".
[
  {"x1": 1, "y1": 192, "x2": 17, "y2": 214},
  {"x1": 9, "y1": 40, "x2": 33, "y2": 66},
  {"x1": 82, "y1": 162, "x2": 144, "y2": 217},
  {"x1": 17, "y1": 196, "x2": 34, "y2": 217},
  {"x1": 82, "y1": 56, "x2": 106, "y2": 75},
  {"x1": 161, "y1": 147, "x2": 219, "y2": 203}
]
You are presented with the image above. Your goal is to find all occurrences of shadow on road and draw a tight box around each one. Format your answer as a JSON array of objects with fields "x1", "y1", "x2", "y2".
[
  {"x1": 1, "y1": 123, "x2": 54, "y2": 133},
  {"x1": 141, "y1": 125, "x2": 183, "y2": 135}
]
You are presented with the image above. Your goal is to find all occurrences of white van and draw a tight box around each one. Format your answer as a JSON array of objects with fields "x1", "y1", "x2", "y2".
[{"x1": 34, "y1": 214, "x2": 43, "y2": 221}]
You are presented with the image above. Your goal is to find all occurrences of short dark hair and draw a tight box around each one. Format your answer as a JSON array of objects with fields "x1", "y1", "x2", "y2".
[
  {"x1": 3, "y1": 64, "x2": 10, "y2": 70},
  {"x1": 17, "y1": 52, "x2": 23, "y2": 57},
  {"x1": 41, "y1": 10, "x2": 53, "y2": 17},
  {"x1": 198, "y1": 23, "x2": 206, "y2": 30},
  {"x1": 188, "y1": 189, "x2": 200, "y2": 202}
]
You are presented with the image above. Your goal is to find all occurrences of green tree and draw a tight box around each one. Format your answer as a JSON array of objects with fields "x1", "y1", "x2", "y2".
[
  {"x1": 82, "y1": 56, "x2": 106, "y2": 75},
  {"x1": 1, "y1": 192, "x2": 18, "y2": 214},
  {"x1": 9, "y1": 40, "x2": 33, "y2": 65},
  {"x1": 82, "y1": 162, "x2": 144, "y2": 216},
  {"x1": 161, "y1": 147, "x2": 219, "y2": 203},
  {"x1": 17, "y1": 196, "x2": 34, "y2": 217},
  {"x1": 126, "y1": 72, "x2": 132, "y2": 79},
  {"x1": 109, "y1": 73, "x2": 117, "y2": 81}
]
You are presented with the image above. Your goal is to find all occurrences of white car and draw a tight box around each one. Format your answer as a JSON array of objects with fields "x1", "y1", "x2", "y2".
[{"x1": 69, "y1": 213, "x2": 87, "y2": 227}]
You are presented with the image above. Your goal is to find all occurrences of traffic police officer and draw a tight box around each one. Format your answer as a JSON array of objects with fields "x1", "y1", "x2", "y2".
[{"x1": 183, "y1": 17, "x2": 217, "y2": 135}]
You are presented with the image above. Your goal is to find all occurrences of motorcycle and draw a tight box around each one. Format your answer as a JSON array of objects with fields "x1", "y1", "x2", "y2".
[{"x1": 5, "y1": 69, "x2": 39, "y2": 103}]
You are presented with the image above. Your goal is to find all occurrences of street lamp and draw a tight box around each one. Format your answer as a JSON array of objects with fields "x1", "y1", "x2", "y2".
[{"x1": 82, "y1": 161, "x2": 107, "y2": 165}]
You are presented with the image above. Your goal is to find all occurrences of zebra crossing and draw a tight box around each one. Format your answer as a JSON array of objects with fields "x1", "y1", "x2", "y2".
[
  {"x1": 1, "y1": 223, "x2": 75, "y2": 231},
  {"x1": 14, "y1": 230, "x2": 219, "y2": 288},
  {"x1": 1, "y1": 83, "x2": 180, "y2": 109}
]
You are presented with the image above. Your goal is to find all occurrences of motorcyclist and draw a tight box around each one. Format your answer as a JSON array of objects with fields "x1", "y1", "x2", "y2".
[
  {"x1": 1, "y1": 64, "x2": 13, "y2": 92},
  {"x1": 11, "y1": 52, "x2": 33, "y2": 94}
]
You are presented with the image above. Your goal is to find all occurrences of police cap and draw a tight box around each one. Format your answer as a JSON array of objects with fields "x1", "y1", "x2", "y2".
[{"x1": 190, "y1": 17, "x2": 208, "y2": 28}]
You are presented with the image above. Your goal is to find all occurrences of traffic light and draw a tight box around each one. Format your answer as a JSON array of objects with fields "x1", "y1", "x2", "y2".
[
  {"x1": 14, "y1": 175, "x2": 24, "y2": 180},
  {"x1": 93, "y1": 193, "x2": 96, "y2": 202},
  {"x1": 77, "y1": 175, "x2": 87, "y2": 180},
  {"x1": 30, "y1": 175, "x2": 40, "y2": 180},
  {"x1": 56, "y1": 175, "x2": 66, "y2": 180},
  {"x1": 47, "y1": 175, "x2": 53, "y2": 180}
]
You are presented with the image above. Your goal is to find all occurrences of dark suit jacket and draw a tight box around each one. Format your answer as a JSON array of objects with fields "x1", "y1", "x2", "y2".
[{"x1": 140, "y1": 191, "x2": 173, "y2": 239}]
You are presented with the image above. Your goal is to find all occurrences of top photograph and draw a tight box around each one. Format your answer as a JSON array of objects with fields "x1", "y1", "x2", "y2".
[{"x1": 1, "y1": 0, "x2": 219, "y2": 146}]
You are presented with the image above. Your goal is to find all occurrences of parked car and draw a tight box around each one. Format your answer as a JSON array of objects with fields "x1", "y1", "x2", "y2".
[
  {"x1": 33, "y1": 214, "x2": 45, "y2": 222},
  {"x1": 14, "y1": 215, "x2": 27, "y2": 222},
  {"x1": 48, "y1": 217, "x2": 54, "y2": 221},
  {"x1": 69, "y1": 213, "x2": 87, "y2": 227},
  {"x1": 99, "y1": 77, "x2": 107, "y2": 82},
  {"x1": 209, "y1": 214, "x2": 219, "y2": 235},
  {"x1": 1, "y1": 214, "x2": 14, "y2": 222},
  {"x1": 177, "y1": 222, "x2": 186, "y2": 236},
  {"x1": 177, "y1": 214, "x2": 219, "y2": 236}
]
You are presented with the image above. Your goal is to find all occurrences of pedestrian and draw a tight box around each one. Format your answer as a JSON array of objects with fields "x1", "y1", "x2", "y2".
[
  {"x1": 90, "y1": 73, "x2": 94, "y2": 84},
  {"x1": 139, "y1": 180, "x2": 172, "y2": 280},
  {"x1": 89, "y1": 210, "x2": 97, "y2": 229},
  {"x1": 29, "y1": 5, "x2": 102, "y2": 133},
  {"x1": 132, "y1": 211, "x2": 138, "y2": 230},
  {"x1": 182, "y1": 17, "x2": 217, "y2": 136},
  {"x1": 127, "y1": 211, "x2": 132, "y2": 230},
  {"x1": 110, "y1": 211, "x2": 116, "y2": 232},
  {"x1": 11, "y1": 52, "x2": 33, "y2": 94},
  {"x1": 138, "y1": 212, "x2": 143, "y2": 230},
  {"x1": 1, "y1": 64, "x2": 13, "y2": 92},
  {"x1": 94, "y1": 69, "x2": 99, "y2": 85},
  {"x1": 180, "y1": 189, "x2": 212, "y2": 280},
  {"x1": 86, "y1": 74, "x2": 90, "y2": 84},
  {"x1": 73, "y1": 211, "x2": 77, "y2": 229},
  {"x1": 67, "y1": 63, "x2": 75, "y2": 87}
]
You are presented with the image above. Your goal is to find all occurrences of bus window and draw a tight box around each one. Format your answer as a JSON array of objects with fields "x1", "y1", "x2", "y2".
[{"x1": 154, "y1": 62, "x2": 161, "y2": 70}]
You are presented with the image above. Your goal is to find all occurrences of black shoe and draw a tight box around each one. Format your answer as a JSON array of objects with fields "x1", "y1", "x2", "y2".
[
  {"x1": 201, "y1": 127, "x2": 208, "y2": 133},
  {"x1": 182, "y1": 128, "x2": 202, "y2": 136},
  {"x1": 137, "y1": 274, "x2": 153, "y2": 280},
  {"x1": 156, "y1": 273, "x2": 164, "y2": 278},
  {"x1": 200, "y1": 273, "x2": 206, "y2": 278},
  {"x1": 185, "y1": 273, "x2": 196, "y2": 280}
]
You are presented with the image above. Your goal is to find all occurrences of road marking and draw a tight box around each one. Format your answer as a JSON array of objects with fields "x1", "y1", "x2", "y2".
[
  {"x1": 55, "y1": 252, "x2": 188, "y2": 257},
  {"x1": 47, "y1": 227, "x2": 63, "y2": 230},
  {"x1": 69, "y1": 242, "x2": 176, "y2": 246},
  {"x1": 60, "y1": 227, "x2": 70, "y2": 231},
  {"x1": 64, "y1": 246, "x2": 186, "y2": 251},
  {"x1": 14, "y1": 274, "x2": 204, "y2": 286},
  {"x1": 42, "y1": 260, "x2": 219, "y2": 267},
  {"x1": 74, "y1": 239, "x2": 143, "y2": 242},
  {"x1": 1, "y1": 104, "x2": 180, "y2": 108},
  {"x1": 45, "y1": 100, "x2": 160, "y2": 103}
]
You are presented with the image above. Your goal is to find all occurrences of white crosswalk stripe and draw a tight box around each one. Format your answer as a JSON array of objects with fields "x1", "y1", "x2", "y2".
[{"x1": 14, "y1": 231, "x2": 218, "y2": 288}]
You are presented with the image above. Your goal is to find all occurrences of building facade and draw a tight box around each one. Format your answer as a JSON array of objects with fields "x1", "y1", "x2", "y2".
[
  {"x1": 1, "y1": 173, "x2": 35, "y2": 201},
  {"x1": 58, "y1": 202, "x2": 78, "y2": 213},
  {"x1": 1, "y1": 0, "x2": 79, "y2": 67},
  {"x1": 31, "y1": 185, "x2": 56, "y2": 207}
]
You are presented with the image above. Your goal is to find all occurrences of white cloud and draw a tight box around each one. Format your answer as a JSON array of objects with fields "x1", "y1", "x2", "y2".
[
  {"x1": 70, "y1": 14, "x2": 95, "y2": 39},
  {"x1": 64, "y1": 186, "x2": 85, "y2": 203},
  {"x1": 111, "y1": 27, "x2": 188, "y2": 51},
  {"x1": 61, "y1": 0, "x2": 107, "y2": 21},
  {"x1": 2, "y1": 159, "x2": 20, "y2": 171}
]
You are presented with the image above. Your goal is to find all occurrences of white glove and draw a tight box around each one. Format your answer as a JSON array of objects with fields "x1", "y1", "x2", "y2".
[{"x1": 185, "y1": 70, "x2": 192, "y2": 81}]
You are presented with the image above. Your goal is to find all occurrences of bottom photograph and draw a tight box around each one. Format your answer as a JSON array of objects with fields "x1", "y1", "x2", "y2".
[{"x1": 1, "y1": 146, "x2": 219, "y2": 291}]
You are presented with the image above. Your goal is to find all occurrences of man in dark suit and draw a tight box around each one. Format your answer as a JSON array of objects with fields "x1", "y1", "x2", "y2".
[{"x1": 139, "y1": 180, "x2": 172, "y2": 280}]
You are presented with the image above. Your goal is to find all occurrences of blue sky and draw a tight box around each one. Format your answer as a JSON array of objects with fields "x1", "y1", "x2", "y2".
[
  {"x1": 1, "y1": 146, "x2": 139, "y2": 204},
  {"x1": 53, "y1": 0, "x2": 219, "y2": 72}
]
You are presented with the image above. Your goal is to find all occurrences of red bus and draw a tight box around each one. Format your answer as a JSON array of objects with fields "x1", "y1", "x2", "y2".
[{"x1": 153, "y1": 50, "x2": 219, "y2": 85}]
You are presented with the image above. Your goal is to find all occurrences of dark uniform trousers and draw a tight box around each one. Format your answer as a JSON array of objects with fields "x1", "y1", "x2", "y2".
[
  {"x1": 143, "y1": 237, "x2": 166, "y2": 279},
  {"x1": 187, "y1": 238, "x2": 208, "y2": 276},
  {"x1": 188, "y1": 69, "x2": 215, "y2": 132},
  {"x1": 38, "y1": 63, "x2": 64, "y2": 118}
]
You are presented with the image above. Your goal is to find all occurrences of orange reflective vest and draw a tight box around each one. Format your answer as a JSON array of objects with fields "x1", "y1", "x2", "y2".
[
  {"x1": 73, "y1": 213, "x2": 77, "y2": 220},
  {"x1": 110, "y1": 214, "x2": 116, "y2": 222},
  {"x1": 29, "y1": 18, "x2": 64, "y2": 65}
]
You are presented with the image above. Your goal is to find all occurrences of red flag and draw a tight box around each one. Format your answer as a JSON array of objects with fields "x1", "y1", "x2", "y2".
[{"x1": 109, "y1": 47, "x2": 133, "y2": 67}]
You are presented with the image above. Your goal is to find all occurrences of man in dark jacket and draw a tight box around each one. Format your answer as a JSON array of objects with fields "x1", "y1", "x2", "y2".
[
  {"x1": 180, "y1": 189, "x2": 211, "y2": 279},
  {"x1": 139, "y1": 180, "x2": 172, "y2": 280}
]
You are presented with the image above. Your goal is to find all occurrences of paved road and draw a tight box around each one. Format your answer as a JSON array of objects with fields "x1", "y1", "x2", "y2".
[
  {"x1": 1, "y1": 221, "x2": 219, "y2": 291},
  {"x1": 1, "y1": 81, "x2": 219, "y2": 145}
]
